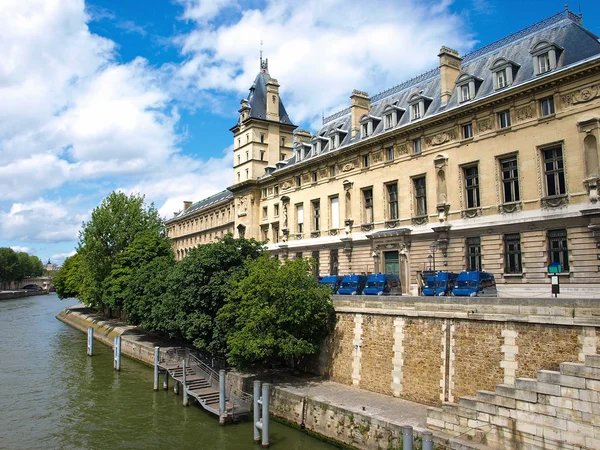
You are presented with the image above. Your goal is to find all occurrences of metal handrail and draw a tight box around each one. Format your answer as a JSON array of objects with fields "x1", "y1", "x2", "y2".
[{"x1": 187, "y1": 351, "x2": 220, "y2": 387}]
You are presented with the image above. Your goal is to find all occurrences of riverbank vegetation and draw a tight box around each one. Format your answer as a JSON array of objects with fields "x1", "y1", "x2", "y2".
[
  {"x1": 0, "y1": 248, "x2": 44, "y2": 289},
  {"x1": 56, "y1": 191, "x2": 335, "y2": 369}
]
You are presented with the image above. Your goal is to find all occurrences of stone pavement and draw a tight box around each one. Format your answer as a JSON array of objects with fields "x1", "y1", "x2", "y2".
[{"x1": 278, "y1": 378, "x2": 429, "y2": 429}]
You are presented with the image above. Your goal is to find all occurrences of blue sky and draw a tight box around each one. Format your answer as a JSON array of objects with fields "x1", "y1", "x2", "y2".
[{"x1": 1, "y1": 0, "x2": 599, "y2": 264}]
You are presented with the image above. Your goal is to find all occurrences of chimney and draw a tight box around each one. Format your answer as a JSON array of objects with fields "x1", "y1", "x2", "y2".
[
  {"x1": 266, "y1": 78, "x2": 280, "y2": 122},
  {"x1": 183, "y1": 201, "x2": 192, "y2": 211},
  {"x1": 438, "y1": 46, "x2": 462, "y2": 104},
  {"x1": 294, "y1": 129, "x2": 312, "y2": 144},
  {"x1": 350, "y1": 90, "x2": 370, "y2": 138}
]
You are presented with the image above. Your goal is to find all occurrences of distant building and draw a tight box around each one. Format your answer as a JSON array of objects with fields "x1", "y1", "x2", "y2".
[
  {"x1": 167, "y1": 9, "x2": 600, "y2": 297},
  {"x1": 45, "y1": 260, "x2": 59, "y2": 273}
]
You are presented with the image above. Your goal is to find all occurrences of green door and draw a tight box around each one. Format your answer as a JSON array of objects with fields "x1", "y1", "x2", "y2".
[{"x1": 384, "y1": 251, "x2": 399, "y2": 275}]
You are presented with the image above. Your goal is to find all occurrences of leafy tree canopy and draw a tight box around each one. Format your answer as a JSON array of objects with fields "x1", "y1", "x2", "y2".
[
  {"x1": 217, "y1": 255, "x2": 335, "y2": 369},
  {"x1": 77, "y1": 191, "x2": 164, "y2": 309},
  {"x1": 54, "y1": 253, "x2": 83, "y2": 300},
  {"x1": 0, "y1": 248, "x2": 44, "y2": 288},
  {"x1": 159, "y1": 234, "x2": 265, "y2": 355}
]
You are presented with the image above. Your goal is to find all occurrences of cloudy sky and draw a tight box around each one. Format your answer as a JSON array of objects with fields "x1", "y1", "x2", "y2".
[{"x1": 1, "y1": 0, "x2": 599, "y2": 264}]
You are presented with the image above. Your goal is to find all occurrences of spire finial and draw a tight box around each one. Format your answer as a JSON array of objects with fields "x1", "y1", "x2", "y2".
[{"x1": 259, "y1": 40, "x2": 269, "y2": 73}]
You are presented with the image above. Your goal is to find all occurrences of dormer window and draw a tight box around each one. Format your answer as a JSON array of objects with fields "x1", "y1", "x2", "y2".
[
  {"x1": 455, "y1": 73, "x2": 483, "y2": 104},
  {"x1": 530, "y1": 41, "x2": 562, "y2": 76},
  {"x1": 491, "y1": 58, "x2": 519, "y2": 90},
  {"x1": 408, "y1": 93, "x2": 432, "y2": 121},
  {"x1": 382, "y1": 103, "x2": 405, "y2": 130},
  {"x1": 359, "y1": 115, "x2": 381, "y2": 138},
  {"x1": 328, "y1": 125, "x2": 348, "y2": 150}
]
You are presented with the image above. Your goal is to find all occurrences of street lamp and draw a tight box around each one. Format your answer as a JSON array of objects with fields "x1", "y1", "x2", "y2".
[
  {"x1": 430, "y1": 241, "x2": 439, "y2": 296},
  {"x1": 427, "y1": 254, "x2": 433, "y2": 270}
]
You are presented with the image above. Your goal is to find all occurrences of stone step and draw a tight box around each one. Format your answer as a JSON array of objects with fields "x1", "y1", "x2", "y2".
[
  {"x1": 561, "y1": 362, "x2": 600, "y2": 380},
  {"x1": 537, "y1": 369, "x2": 586, "y2": 389},
  {"x1": 476, "y1": 390, "x2": 516, "y2": 409},
  {"x1": 515, "y1": 378, "x2": 561, "y2": 396},
  {"x1": 495, "y1": 384, "x2": 538, "y2": 402},
  {"x1": 585, "y1": 354, "x2": 600, "y2": 368}
]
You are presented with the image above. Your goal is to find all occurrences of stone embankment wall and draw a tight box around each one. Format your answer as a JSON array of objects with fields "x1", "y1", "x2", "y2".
[
  {"x1": 0, "y1": 290, "x2": 48, "y2": 300},
  {"x1": 427, "y1": 354, "x2": 600, "y2": 449},
  {"x1": 310, "y1": 296, "x2": 600, "y2": 407}
]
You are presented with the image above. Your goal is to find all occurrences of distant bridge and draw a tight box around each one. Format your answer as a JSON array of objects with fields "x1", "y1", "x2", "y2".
[{"x1": 18, "y1": 277, "x2": 54, "y2": 292}]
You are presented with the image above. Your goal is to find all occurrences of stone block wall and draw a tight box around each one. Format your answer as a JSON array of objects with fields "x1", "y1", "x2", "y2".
[
  {"x1": 322, "y1": 296, "x2": 600, "y2": 408},
  {"x1": 427, "y1": 354, "x2": 600, "y2": 449}
]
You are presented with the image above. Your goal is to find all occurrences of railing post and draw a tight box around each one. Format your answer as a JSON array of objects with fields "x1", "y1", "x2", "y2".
[
  {"x1": 261, "y1": 383, "x2": 270, "y2": 448},
  {"x1": 153, "y1": 346, "x2": 160, "y2": 391},
  {"x1": 421, "y1": 431, "x2": 433, "y2": 450},
  {"x1": 219, "y1": 369, "x2": 226, "y2": 425},
  {"x1": 113, "y1": 336, "x2": 121, "y2": 371},
  {"x1": 253, "y1": 380, "x2": 261, "y2": 444},
  {"x1": 403, "y1": 425, "x2": 413, "y2": 450},
  {"x1": 182, "y1": 359, "x2": 189, "y2": 407},
  {"x1": 87, "y1": 327, "x2": 93, "y2": 356}
]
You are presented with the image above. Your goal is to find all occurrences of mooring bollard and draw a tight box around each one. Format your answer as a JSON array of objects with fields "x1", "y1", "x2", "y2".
[
  {"x1": 182, "y1": 359, "x2": 189, "y2": 407},
  {"x1": 87, "y1": 327, "x2": 93, "y2": 356},
  {"x1": 163, "y1": 369, "x2": 169, "y2": 390},
  {"x1": 219, "y1": 369, "x2": 226, "y2": 425},
  {"x1": 113, "y1": 336, "x2": 121, "y2": 371},
  {"x1": 174, "y1": 380, "x2": 179, "y2": 395},
  {"x1": 253, "y1": 380, "x2": 261, "y2": 444},
  {"x1": 153, "y1": 346, "x2": 160, "y2": 391},
  {"x1": 261, "y1": 383, "x2": 270, "y2": 448},
  {"x1": 421, "y1": 431, "x2": 433, "y2": 450},
  {"x1": 402, "y1": 425, "x2": 413, "y2": 450}
]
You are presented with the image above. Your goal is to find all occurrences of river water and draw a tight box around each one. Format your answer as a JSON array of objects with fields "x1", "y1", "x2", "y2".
[{"x1": 0, "y1": 294, "x2": 336, "y2": 450}]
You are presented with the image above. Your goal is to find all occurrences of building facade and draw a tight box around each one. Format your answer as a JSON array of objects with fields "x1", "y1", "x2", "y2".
[{"x1": 167, "y1": 10, "x2": 600, "y2": 296}]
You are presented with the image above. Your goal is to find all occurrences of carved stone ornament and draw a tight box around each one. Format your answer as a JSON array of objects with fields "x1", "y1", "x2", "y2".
[
  {"x1": 295, "y1": 233, "x2": 303, "y2": 240},
  {"x1": 425, "y1": 129, "x2": 456, "y2": 147},
  {"x1": 361, "y1": 223, "x2": 374, "y2": 232},
  {"x1": 281, "y1": 180, "x2": 292, "y2": 190},
  {"x1": 342, "y1": 162, "x2": 355, "y2": 172},
  {"x1": 498, "y1": 202, "x2": 522, "y2": 214},
  {"x1": 397, "y1": 144, "x2": 409, "y2": 155},
  {"x1": 436, "y1": 203, "x2": 450, "y2": 222},
  {"x1": 461, "y1": 208, "x2": 482, "y2": 219},
  {"x1": 344, "y1": 218, "x2": 354, "y2": 235},
  {"x1": 237, "y1": 196, "x2": 248, "y2": 217},
  {"x1": 541, "y1": 195, "x2": 569, "y2": 209},
  {"x1": 373, "y1": 151, "x2": 383, "y2": 163},
  {"x1": 584, "y1": 177, "x2": 600, "y2": 203},
  {"x1": 385, "y1": 220, "x2": 399, "y2": 228},
  {"x1": 478, "y1": 118, "x2": 493, "y2": 132},
  {"x1": 329, "y1": 229, "x2": 339, "y2": 236},
  {"x1": 562, "y1": 84, "x2": 600, "y2": 106},
  {"x1": 302, "y1": 173, "x2": 311, "y2": 183},
  {"x1": 516, "y1": 105, "x2": 533, "y2": 122},
  {"x1": 411, "y1": 215, "x2": 429, "y2": 226},
  {"x1": 319, "y1": 168, "x2": 328, "y2": 178}
]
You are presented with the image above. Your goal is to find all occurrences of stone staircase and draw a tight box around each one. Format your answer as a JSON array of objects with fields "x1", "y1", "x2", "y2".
[{"x1": 427, "y1": 355, "x2": 600, "y2": 449}]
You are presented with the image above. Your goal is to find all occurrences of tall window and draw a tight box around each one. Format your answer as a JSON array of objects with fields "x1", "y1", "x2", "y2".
[
  {"x1": 413, "y1": 138, "x2": 422, "y2": 154},
  {"x1": 548, "y1": 229, "x2": 569, "y2": 272},
  {"x1": 385, "y1": 114, "x2": 393, "y2": 129},
  {"x1": 363, "y1": 188, "x2": 374, "y2": 223},
  {"x1": 498, "y1": 110, "x2": 511, "y2": 128},
  {"x1": 504, "y1": 233, "x2": 522, "y2": 274},
  {"x1": 414, "y1": 177, "x2": 427, "y2": 216},
  {"x1": 500, "y1": 157, "x2": 520, "y2": 203},
  {"x1": 312, "y1": 251, "x2": 320, "y2": 277},
  {"x1": 296, "y1": 204, "x2": 304, "y2": 234},
  {"x1": 262, "y1": 227, "x2": 269, "y2": 241},
  {"x1": 538, "y1": 53, "x2": 551, "y2": 74},
  {"x1": 464, "y1": 165, "x2": 480, "y2": 209},
  {"x1": 411, "y1": 103, "x2": 421, "y2": 120},
  {"x1": 466, "y1": 237, "x2": 482, "y2": 271},
  {"x1": 274, "y1": 204, "x2": 280, "y2": 217},
  {"x1": 496, "y1": 68, "x2": 507, "y2": 89},
  {"x1": 386, "y1": 147, "x2": 394, "y2": 161},
  {"x1": 296, "y1": 175, "x2": 302, "y2": 187},
  {"x1": 540, "y1": 96, "x2": 555, "y2": 117},
  {"x1": 363, "y1": 154, "x2": 370, "y2": 168},
  {"x1": 330, "y1": 165, "x2": 337, "y2": 177},
  {"x1": 312, "y1": 171, "x2": 318, "y2": 183},
  {"x1": 312, "y1": 199, "x2": 321, "y2": 231},
  {"x1": 387, "y1": 183, "x2": 398, "y2": 220},
  {"x1": 460, "y1": 84, "x2": 470, "y2": 102},
  {"x1": 462, "y1": 123, "x2": 473, "y2": 139},
  {"x1": 262, "y1": 206, "x2": 268, "y2": 220},
  {"x1": 330, "y1": 196, "x2": 339, "y2": 230},
  {"x1": 272, "y1": 224, "x2": 279, "y2": 243},
  {"x1": 543, "y1": 146, "x2": 566, "y2": 196}
]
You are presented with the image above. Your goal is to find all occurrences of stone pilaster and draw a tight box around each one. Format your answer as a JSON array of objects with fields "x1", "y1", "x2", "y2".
[
  {"x1": 578, "y1": 327, "x2": 598, "y2": 362},
  {"x1": 352, "y1": 314, "x2": 364, "y2": 386},
  {"x1": 391, "y1": 317, "x2": 405, "y2": 396},
  {"x1": 440, "y1": 319, "x2": 455, "y2": 402},
  {"x1": 501, "y1": 328, "x2": 519, "y2": 385}
]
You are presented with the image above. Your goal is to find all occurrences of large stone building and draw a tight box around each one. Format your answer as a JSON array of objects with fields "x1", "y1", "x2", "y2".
[{"x1": 167, "y1": 9, "x2": 600, "y2": 296}]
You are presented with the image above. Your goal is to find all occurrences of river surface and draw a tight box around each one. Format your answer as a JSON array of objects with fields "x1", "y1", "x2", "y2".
[{"x1": 0, "y1": 294, "x2": 336, "y2": 450}]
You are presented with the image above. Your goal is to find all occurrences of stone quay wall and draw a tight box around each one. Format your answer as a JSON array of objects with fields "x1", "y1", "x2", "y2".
[
  {"x1": 0, "y1": 290, "x2": 48, "y2": 300},
  {"x1": 427, "y1": 355, "x2": 600, "y2": 449},
  {"x1": 308, "y1": 296, "x2": 600, "y2": 408}
]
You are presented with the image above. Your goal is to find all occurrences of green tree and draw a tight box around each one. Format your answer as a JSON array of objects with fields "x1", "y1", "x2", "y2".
[
  {"x1": 77, "y1": 191, "x2": 164, "y2": 310},
  {"x1": 158, "y1": 234, "x2": 265, "y2": 355},
  {"x1": 217, "y1": 255, "x2": 335, "y2": 369},
  {"x1": 101, "y1": 231, "x2": 175, "y2": 325},
  {"x1": 29, "y1": 255, "x2": 43, "y2": 277},
  {"x1": 54, "y1": 253, "x2": 83, "y2": 299},
  {"x1": 0, "y1": 247, "x2": 19, "y2": 289}
]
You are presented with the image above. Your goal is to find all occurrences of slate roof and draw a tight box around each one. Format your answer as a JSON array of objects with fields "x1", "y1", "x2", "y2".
[
  {"x1": 169, "y1": 189, "x2": 233, "y2": 222},
  {"x1": 265, "y1": 10, "x2": 600, "y2": 177},
  {"x1": 246, "y1": 70, "x2": 295, "y2": 126}
]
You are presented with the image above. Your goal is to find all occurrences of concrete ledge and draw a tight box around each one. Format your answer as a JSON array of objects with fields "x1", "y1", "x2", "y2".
[{"x1": 0, "y1": 290, "x2": 48, "y2": 300}]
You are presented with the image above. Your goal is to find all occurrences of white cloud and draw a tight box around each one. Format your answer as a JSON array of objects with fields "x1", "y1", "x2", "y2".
[
  {"x1": 10, "y1": 245, "x2": 31, "y2": 254},
  {"x1": 177, "y1": 0, "x2": 238, "y2": 23},
  {"x1": 50, "y1": 250, "x2": 77, "y2": 265},
  {"x1": 0, "y1": 199, "x2": 87, "y2": 244}
]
